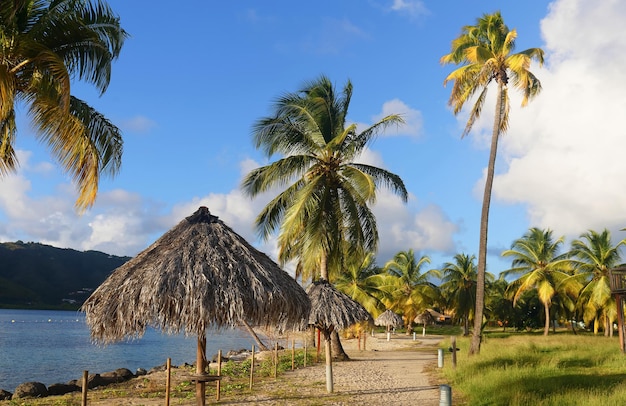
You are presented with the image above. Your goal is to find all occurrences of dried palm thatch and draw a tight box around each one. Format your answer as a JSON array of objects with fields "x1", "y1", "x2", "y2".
[
  {"x1": 306, "y1": 280, "x2": 372, "y2": 337},
  {"x1": 81, "y1": 206, "x2": 310, "y2": 343},
  {"x1": 306, "y1": 280, "x2": 372, "y2": 393},
  {"x1": 414, "y1": 309, "x2": 436, "y2": 326},
  {"x1": 374, "y1": 309, "x2": 403, "y2": 330}
]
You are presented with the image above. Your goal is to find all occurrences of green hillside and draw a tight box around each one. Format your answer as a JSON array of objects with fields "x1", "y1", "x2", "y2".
[{"x1": 0, "y1": 241, "x2": 131, "y2": 309}]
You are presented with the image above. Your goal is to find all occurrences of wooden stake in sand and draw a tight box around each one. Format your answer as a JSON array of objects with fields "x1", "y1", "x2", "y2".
[
  {"x1": 249, "y1": 345, "x2": 255, "y2": 389},
  {"x1": 292, "y1": 339, "x2": 296, "y2": 370},
  {"x1": 216, "y1": 350, "x2": 222, "y2": 401},
  {"x1": 165, "y1": 358, "x2": 171, "y2": 406},
  {"x1": 81, "y1": 370, "x2": 88, "y2": 406}
]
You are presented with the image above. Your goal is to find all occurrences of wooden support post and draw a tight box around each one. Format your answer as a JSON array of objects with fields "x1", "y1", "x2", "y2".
[
  {"x1": 274, "y1": 342, "x2": 278, "y2": 378},
  {"x1": 451, "y1": 336, "x2": 457, "y2": 369},
  {"x1": 292, "y1": 339, "x2": 295, "y2": 370},
  {"x1": 196, "y1": 336, "x2": 206, "y2": 406},
  {"x1": 303, "y1": 340, "x2": 307, "y2": 367},
  {"x1": 216, "y1": 350, "x2": 222, "y2": 401},
  {"x1": 165, "y1": 358, "x2": 171, "y2": 406},
  {"x1": 249, "y1": 345, "x2": 255, "y2": 389},
  {"x1": 81, "y1": 370, "x2": 88, "y2": 406}
]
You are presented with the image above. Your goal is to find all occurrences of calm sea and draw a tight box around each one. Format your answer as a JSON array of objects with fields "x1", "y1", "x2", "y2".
[{"x1": 0, "y1": 309, "x2": 256, "y2": 392}]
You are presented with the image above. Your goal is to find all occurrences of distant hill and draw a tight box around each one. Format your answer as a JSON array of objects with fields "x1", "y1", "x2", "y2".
[{"x1": 0, "y1": 241, "x2": 131, "y2": 310}]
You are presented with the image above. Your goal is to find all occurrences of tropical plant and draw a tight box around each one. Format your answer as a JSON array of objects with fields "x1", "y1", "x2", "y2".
[
  {"x1": 501, "y1": 227, "x2": 579, "y2": 336},
  {"x1": 332, "y1": 251, "x2": 388, "y2": 317},
  {"x1": 241, "y1": 75, "x2": 408, "y2": 359},
  {"x1": 383, "y1": 249, "x2": 440, "y2": 334},
  {"x1": 484, "y1": 276, "x2": 514, "y2": 331},
  {"x1": 440, "y1": 253, "x2": 485, "y2": 336},
  {"x1": 241, "y1": 75, "x2": 407, "y2": 282},
  {"x1": 569, "y1": 229, "x2": 626, "y2": 336},
  {"x1": 0, "y1": 0, "x2": 127, "y2": 210},
  {"x1": 441, "y1": 12, "x2": 544, "y2": 353}
]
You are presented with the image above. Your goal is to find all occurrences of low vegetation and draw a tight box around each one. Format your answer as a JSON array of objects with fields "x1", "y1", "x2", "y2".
[{"x1": 440, "y1": 330, "x2": 626, "y2": 405}]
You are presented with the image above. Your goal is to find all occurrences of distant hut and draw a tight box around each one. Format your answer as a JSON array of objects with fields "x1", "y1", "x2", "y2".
[
  {"x1": 82, "y1": 206, "x2": 310, "y2": 406},
  {"x1": 375, "y1": 309, "x2": 403, "y2": 341},
  {"x1": 307, "y1": 280, "x2": 372, "y2": 393}
]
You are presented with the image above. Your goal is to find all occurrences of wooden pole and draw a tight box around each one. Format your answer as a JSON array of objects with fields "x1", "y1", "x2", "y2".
[
  {"x1": 196, "y1": 335, "x2": 206, "y2": 406},
  {"x1": 617, "y1": 294, "x2": 625, "y2": 353},
  {"x1": 324, "y1": 334, "x2": 334, "y2": 393},
  {"x1": 216, "y1": 350, "x2": 222, "y2": 401},
  {"x1": 316, "y1": 328, "x2": 321, "y2": 363},
  {"x1": 451, "y1": 336, "x2": 457, "y2": 369},
  {"x1": 165, "y1": 358, "x2": 171, "y2": 406},
  {"x1": 303, "y1": 340, "x2": 307, "y2": 367},
  {"x1": 274, "y1": 342, "x2": 278, "y2": 378},
  {"x1": 249, "y1": 345, "x2": 255, "y2": 389},
  {"x1": 291, "y1": 339, "x2": 295, "y2": 370},
  {"x1": 81, "y1": 370, "x2": 88, "y2": 406},
  {"x1": 363, "y1": 331, "x2": 367, "y2": 351}
]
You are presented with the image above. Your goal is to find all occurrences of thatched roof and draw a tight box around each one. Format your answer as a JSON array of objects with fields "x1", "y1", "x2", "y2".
[
  {"x1": 306, "y1": 280, "x2": 372, "y2": 332},
  {"x1": 374, "y1": 309, "x2": 403, "y2": 328},
  {"x1": 414, "y1": 310, "x2": 436, "y2": 325},
  {"x1": 81, "y1": 206, "x2": 310, "y2": 344}
]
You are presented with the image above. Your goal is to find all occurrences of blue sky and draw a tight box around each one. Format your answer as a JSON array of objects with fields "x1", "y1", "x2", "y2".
[{"x1": 2, "y1": 0, "x2": 626, "y2": 277}]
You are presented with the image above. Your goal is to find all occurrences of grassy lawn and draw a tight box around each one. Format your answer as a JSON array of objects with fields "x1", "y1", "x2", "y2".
[{"x1": 439, "y1": 330, "x2": 626, "y2": 405}]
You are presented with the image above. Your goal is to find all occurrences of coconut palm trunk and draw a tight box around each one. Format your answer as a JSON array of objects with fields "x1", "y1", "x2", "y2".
[{"x1": 469, "y1": 81, "x2": 504, "y2": 354}]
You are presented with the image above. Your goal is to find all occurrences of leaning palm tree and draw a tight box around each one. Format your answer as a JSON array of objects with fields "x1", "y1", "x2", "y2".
[
  {"x1": 502, "y1": 228, "x2": 578, "y2": 336},
  {"x1": 241, "y1": 75, "x2": 408, "y2": 358},
  {"x1": 383, "y1": 249, "x2": 441, "y2": 335},
  {"x1": 0, "y1": 0, "x2": 127, "y2": 210},
  {"x1": 569, "y1": 229, "x2": 626, "y2": 336},
  {"x1": 440, "y1": 253, "x2": 483, "y2": 336},
  {"x1": 441, "y1": 12, "x2": 544, "y2": 354}
]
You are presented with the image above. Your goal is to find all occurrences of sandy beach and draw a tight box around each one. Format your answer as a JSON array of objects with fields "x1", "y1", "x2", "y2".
[{"x1": 85, "y1": 332, "x2": 445, "y2": 406}]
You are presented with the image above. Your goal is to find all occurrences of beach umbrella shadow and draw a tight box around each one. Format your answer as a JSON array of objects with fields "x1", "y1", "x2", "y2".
[
  {"x1": 306, "y1": 280, "x2": 372, "y2": 393},
  {"x1": 81, "y1": 206, "x2": 310, "y2": 406},
  {"x1": 374, "y1": 309, "x2": 403, "y2": 341}
]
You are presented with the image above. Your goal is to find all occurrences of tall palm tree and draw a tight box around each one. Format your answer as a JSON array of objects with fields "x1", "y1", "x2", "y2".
[
  {"x1": 0, "y1": 0, "x2": 127, "y2": 211},
  {"x1": 570, "y1": 229, "x2": 626, "y2": 336},
  {"x1": 502, "y1": 228, "x2": 578, "y2": 336},
  {"x1": 383, "y1": 249, "x2": 440, "y2": 334},
  {"x1": 441, "y1": 253, "x2": 480, "y2": 336},
  {"x1": 241, "y1": 75, "x2": 408, "y2": 281},
  {"x1": 241, "y1": 75, "x2": 408, "y2": 359},
  {"x1": 441, "y1": 12, "x2": 544, "y2": 354}
]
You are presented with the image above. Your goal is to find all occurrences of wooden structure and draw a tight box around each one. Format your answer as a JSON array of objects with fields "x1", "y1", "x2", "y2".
[{"x1": 609, "y1": 266, "x2": 626, "y2": 352}]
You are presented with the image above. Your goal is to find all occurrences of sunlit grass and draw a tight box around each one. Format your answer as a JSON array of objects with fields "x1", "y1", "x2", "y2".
[{"x1": 440, "y1": 331, "x2": 626, "y2": 405}]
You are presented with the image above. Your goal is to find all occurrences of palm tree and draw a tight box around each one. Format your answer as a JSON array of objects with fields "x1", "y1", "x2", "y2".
[
  {"x1": 241, "y1": 75, "x2": 408, "y2": 358},
  {"x1": 441, "y1": 12, "x2": 544, "y2": 354},
  {"x1": 570, "y1": 229, "x2": 626, "y2": 336},
  {"x1": 441, "y1": 253, "x2": 480, "y2": 336},
  {"x1": 485, "y1": 276, "x2": 514, "y2": 332},
  {"x1": 332, "y1": 252, "x2": 388, "y2": 317},
  {"x1": 383, "y1": 249, "x2": 440, "y2": 335},
  {"x1": 502, "y1": 228, "x2": 578, "y2": 336},
  {"x1": 0, "y1": 0, "x2": 127, "y2": 211},
  {"x1": 241, "y1": 75, "x2": 408, "y2": 281}
]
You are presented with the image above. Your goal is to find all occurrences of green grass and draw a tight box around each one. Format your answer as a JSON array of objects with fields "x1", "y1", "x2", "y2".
[{"x1": 440, "y1": 331, "x2": 626, "y2": 405}]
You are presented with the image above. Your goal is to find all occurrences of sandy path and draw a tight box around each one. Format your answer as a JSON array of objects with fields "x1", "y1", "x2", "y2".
[{"x1": 88, "y1": 333, "x2": 445, "y2": 405}]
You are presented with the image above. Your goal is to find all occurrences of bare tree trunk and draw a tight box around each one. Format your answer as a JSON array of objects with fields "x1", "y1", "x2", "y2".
[
  {"x1": 330, "y1": 330, "x2": 349, "y2": 360},
  {"x1": 470, "y1": 82, "x2": 505, "y2": 355},
  {"x1": 543, "y1": 302, "x2": 550, "y2": 336},
  {"x1": 241, "y1": 320, "x2": 269, "y2": 351}
]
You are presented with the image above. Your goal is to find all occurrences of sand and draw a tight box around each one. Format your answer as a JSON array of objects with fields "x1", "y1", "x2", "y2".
[{"x1": 87, "y1": 332, "x2": 445, "y2": 406}]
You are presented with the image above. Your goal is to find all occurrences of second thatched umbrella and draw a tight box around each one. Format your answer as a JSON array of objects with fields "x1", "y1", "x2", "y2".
[
  {"x1": 307, "y1": 280, "x2": 372, "y2": 393},
  {"x1": 81, "y1": 206, "x2": 310, "y2": 406},
  {"x1": 375, "y1": 309, "x2": 403, "y2": 341}
]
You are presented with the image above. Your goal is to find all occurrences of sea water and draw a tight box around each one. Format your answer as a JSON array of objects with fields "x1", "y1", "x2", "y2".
[{"x1": 0, "y1": 309, "x2": 256, "y2": 392}]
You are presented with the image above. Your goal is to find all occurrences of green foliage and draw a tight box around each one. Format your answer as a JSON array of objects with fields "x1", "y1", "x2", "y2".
[
  {"x1": 0, "y1": 241, "x2": 130, "y2": 309},
  {"x1": 441, "y1": 333, "x2": 626, "y2": 405}
]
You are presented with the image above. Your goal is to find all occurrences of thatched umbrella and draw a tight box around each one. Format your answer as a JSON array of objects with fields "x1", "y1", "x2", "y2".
[
  {"x1": 375, "y1": 309, "x2": 403, "y2": 341},
  {"x1": 81, "y1": 206, "x2": 310, "y2": 406},
  {"x1": 414, "y1": 309, "x2": 436, "y2": 336},
  {"x1": 307, "y1": 280, "x2": 372, "y2": 393}
]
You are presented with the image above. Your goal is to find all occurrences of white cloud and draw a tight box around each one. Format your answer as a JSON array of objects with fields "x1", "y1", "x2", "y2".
[
  {"x1": 372, "y1": 99, "x2": 423, "y2": 138},
  {"x1": 389, "y1": 0, "x2": 428, "y2": 18},
  {"x1": 464, "y1": 0, "x2": 626, "y2": 240},
  {"x1": 121, "y1": 115, "x2": 156, "y2": 134}
]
